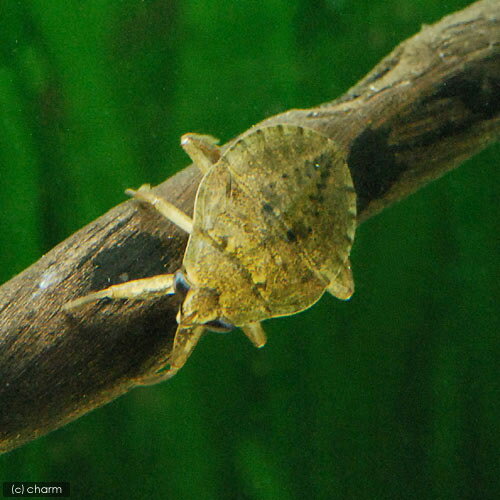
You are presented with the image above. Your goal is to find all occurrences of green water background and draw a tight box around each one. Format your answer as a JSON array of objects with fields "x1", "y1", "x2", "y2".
[{"x1": 0, "y1": 1, "x2": 498, "y2": 498}]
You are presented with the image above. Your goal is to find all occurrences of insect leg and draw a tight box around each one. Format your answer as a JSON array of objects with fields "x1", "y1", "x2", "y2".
[
  {"x1": 134, "y1": 325, "x2": 205, "y2": 385},
  {"x1": 126, "y1": 185, "x2": 193, "y2": 234},
  {"x1": 327, "y1": 260, "x2": 354, "y2": 300},
  {"x1": 241, "y1": 322, "x2": 267, "y2": 348},
  {"x1": 180, "y1": 133, "x2": 221, "y2": 174},
  {"x1": 64, "y1": 273, "x2": 175, "y2": 310}
]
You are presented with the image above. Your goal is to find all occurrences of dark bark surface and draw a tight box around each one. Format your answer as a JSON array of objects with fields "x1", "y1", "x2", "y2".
[{"x1": 0, "y1": 0, "x2": 498, "y2": 453}]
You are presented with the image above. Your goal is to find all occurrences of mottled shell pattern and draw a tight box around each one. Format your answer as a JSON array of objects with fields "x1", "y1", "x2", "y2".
[{"x1": 180, "y1": 124, "x2": 356, "y2": 328}]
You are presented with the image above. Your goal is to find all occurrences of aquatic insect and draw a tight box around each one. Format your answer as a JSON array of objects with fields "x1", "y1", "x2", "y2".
[{"x1": 66, "y1": 124, "x2": 357, "y2": 384}]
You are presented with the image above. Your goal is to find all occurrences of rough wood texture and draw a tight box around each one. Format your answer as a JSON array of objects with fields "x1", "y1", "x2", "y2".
[{"x1": 1, "y1": 0, "x2": 498, "y2": 454}]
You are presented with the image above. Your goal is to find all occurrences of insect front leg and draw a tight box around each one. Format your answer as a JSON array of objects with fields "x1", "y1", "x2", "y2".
[
  {"x1": 180, "y1": 133, "x2": 222, "y2": 174},
  {"x1": 126, "y1": 185, "x2": 193, "y2": 234},
  {"x1": 64, "y1": 274, "x2": 176, "y2": 310},
  {"x1": 242, "y1": 322, "x2": 267, "y2": 348},
  {"x1": 134, "y1": 325, "x2": 205, "y2": 385}
]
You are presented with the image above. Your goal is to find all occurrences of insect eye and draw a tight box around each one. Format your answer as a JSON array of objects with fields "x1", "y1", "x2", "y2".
[
  {"x1": 204, "y1": 318, "x2": 235, "y2": 333},
  {"x1": 174, "y1": 271, "x2": 191, "y2": 296}
]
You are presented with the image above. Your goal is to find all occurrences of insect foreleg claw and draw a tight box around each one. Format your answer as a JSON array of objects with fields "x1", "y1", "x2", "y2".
[
  {"x1": 242, "y1": 322, "x2": 267, "y2": 348},
  {"x1": 135, "y1": 325, "x2": 205, "y2": 385}
]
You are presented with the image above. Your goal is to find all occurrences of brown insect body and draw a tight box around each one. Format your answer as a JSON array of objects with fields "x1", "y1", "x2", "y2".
[
  {"x1": 182, "y1": 125, "x2": 356, "y2": 328},
  {"x1": 67, "y1": 124, "x2": 357, "y2": 383}
]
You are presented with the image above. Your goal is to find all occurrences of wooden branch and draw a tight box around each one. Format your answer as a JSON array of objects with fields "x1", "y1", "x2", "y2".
[{"x1": 1, "y1": 0, "x2": 498, "y2": 454}]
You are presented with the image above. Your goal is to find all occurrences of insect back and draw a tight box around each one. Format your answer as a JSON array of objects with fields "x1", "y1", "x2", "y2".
[
  {"x1": 65, "y1": 124, "x2": 357, "y2": 383},
  {"x1": 181, "y1": 124, "x2": 357, "y2": 330}
]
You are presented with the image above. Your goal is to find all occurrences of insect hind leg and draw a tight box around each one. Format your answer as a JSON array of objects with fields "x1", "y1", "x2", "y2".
[
  {"x1": 180, "y1": 133, "x2": 221, "y2": 174},
  {"x1": 126, "y1": 185, "x2": 193, "y2": 234}
]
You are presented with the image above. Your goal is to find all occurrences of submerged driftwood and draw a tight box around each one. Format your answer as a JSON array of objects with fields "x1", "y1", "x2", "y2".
[{"x1": 0, "y1": 0, "x2": 498, "y2": 453}]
